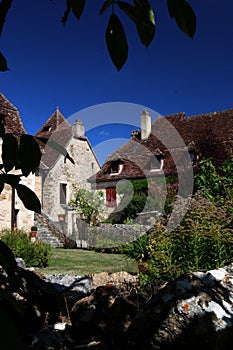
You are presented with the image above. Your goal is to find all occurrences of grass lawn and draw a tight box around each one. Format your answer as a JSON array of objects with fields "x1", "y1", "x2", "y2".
[{"x1": 37, "y1": 248, "x2": 138, "y2": 276}]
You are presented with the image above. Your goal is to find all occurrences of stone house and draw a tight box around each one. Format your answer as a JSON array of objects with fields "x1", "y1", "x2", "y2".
[
  {"x1": 0, "y1": 92, "x2": 39, "y2": 230},
  {"x1": 35, "y1": 107, "x2": 100, "y2": 231},
  {"x1": 0, "y1": 92, "x2": 100, "y2": 236},
  {"x1": 89, "y1": 109, "x2": 233, "y2": 208}
]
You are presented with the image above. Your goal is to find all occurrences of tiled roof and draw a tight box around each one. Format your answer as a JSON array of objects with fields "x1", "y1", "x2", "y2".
[
  {"x1": 90, "y1": 108, "x2": 233, "y2": 184},
  {"x1": 35, "y1": 108, "x2": 72, "y2": 169},
  {"x1": 0, "y1": 92, "x2": 26, "y2": 136}
]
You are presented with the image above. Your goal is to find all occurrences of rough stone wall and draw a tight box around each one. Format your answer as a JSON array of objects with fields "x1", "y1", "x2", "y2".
[
  {"x1": 42, "y1": 137, "x2": 100, "y2": 221},
  {"x1": 0, "y1": 170, "x2": 36, "y2": 231}
]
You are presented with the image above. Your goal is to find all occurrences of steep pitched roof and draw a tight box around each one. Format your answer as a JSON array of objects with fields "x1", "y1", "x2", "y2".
[
  {"x1": 35, "y1": 108, "x2": 72, "y2": 169},
  {"x1": 0, "y1": 92, "x2": 26, "y2": 136},
  {"x1": 90, "y1": 108, "x2": 233, "y2": 184}
]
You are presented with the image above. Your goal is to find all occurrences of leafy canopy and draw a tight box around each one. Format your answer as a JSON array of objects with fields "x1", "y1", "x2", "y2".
[{"x1": 0, "y1": 0, "x2": 196, "y2": 71}]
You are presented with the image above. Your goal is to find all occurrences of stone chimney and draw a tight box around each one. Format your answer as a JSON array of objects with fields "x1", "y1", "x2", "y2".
[
  {"x1": 72, "y1": 119, "x2": 85, "y2": 137},
  {"x1": 140, "y1": 110, "x2": 151, "y2": 139}
]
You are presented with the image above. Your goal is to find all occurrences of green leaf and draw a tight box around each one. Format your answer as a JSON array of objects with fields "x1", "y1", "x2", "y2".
[
  {"x1": 16, "y1": 184, "x2": 41, "y2": 213},
  {"x1": 106, "y1": 13, "x2": 128, "y2": 71},
  {"x1": 134, "y1": 0, "x2": 156, "y2": 47},
  {"x1": 99, "y1": 0, "x2": 114, "y2": 14},
  {"x1": 0, "y1": 240, "x2": 17, "y2": 276},
  {"x1": 2, "y1": 133, "x2": 18, "y2": 172},
  {"x1": 167, "y1": 0, "x2": 196, "y2": 38},
  {"x1": 70, "y1": 0, "x2": 86, "y2": 21},
  {"x1": 0, "y1": 51, "x2": 9, "y2": 71},
  {"x1": 18, "y1": 134, "x2": 41, "y2": 176},
  {"x1": 118, "y1": 1, "x2": 137, "y2": 22}
]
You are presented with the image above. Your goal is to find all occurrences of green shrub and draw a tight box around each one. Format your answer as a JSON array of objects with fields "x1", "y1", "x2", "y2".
[
  {"x1": 142, "y1": 195, "x2": 233, "y2": 287},
  {"x1": 121, "y1": 234, "x2": 149, "y2": 263},
  {"x1": 1, "y1": 229, "x2": 51, "y2": 268}
]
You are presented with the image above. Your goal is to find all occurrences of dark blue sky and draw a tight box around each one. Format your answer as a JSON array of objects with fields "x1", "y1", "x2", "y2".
[{"x1": 1, "y1": 1, "x2": 233, "y2": 164}]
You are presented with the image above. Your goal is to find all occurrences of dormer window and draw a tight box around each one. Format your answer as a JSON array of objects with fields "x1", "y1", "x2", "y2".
[
  {"x1": 147, "y1": 155, "x2": 164, "y2": 172},
  {"x1": 110, "y1": 161, "x2": 123, "y2": 175},
  {"x1": 43, "y1": 125, "x2": 52, "y2": 132}
]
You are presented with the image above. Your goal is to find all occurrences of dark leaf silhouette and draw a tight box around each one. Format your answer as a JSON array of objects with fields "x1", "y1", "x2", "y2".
[
  {"x1": 106, "y1": 13, "x2": 128, "y2": 71},
  {"x1": 61, "y1": 2, "x2": 71, "y2": 25},
  {"x1": 99, "y1": 0, "x2": 114, "y2": 14},
  {"x1": 2, "y1": 133, "x2": 18, "y2": 172},
  {"x1": 0, "y1": 51, "x2": 9, "y2": 71},
  {"x1": 16, "y1": 184, "x2": 41, "y2": 213},
  {"x1": 35, "y1": 136, "x2": 75, "y2": 164},
  {"x1": 70, "y1": 0, "x2": 86, "y2": 21},
  {"x1": 0, "y1": 174, "x2": 21, "y2": 187},
  {"x1": 134, "y1": 0, "x2": 156, "y2": 47},
  {"x1": 0, "y1": 240, "x2": 17, "y2": 276},
  {"x1": 0, "y1": 0, "x2": 13, "y2": 36},
  {"x1": 167, "y1": 0, "x2": 196, "y2": 38},
  {"x1": 118, "y1": 1, "x2": 137, "y2": 22},
  {"x1": 18, "y1": 135, "x2": 42, "y2": 176},
  {"x1": 0, "y1": 179, "x2": 4, "y2": 194}
]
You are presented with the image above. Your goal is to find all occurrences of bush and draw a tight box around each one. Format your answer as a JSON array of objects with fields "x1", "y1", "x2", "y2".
[
  {"x1": 145, "y1": 195, "x2": 233, "y2": 287},
  {"x1": 1, "y1": 229, "x2": 51, "y2": 267},
  {"x1": 121, "y1": 234, "x2": 149, "y2": 263}
]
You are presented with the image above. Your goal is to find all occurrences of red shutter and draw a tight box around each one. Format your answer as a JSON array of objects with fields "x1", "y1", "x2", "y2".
[{"x1": 106, "y1": 188, "x2": 116, "y2": 207}]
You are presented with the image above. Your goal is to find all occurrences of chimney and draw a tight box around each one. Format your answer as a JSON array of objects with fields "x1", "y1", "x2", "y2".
[
  {"x1": 140, "y1": 110, "x2": 151, "y2": 139},
  {"x1": 72, "y1": 119, "x2": 85, "y2": 137}
]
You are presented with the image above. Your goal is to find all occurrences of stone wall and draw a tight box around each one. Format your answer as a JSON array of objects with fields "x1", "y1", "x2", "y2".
[
  {"x1": 42, "y1": 137, "x2": 100, "y2": 221},
  {"x1": 83, "y1": 223, "x2": 149, "y2": 249},
  {"x1": 0, "y1": 172, "x2": 36, "y2": 231}
]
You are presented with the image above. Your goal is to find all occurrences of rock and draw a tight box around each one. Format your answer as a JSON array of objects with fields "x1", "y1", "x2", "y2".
[
  {"x1": 31, "y1": 327, "x2": 64, "y2": 349},
  {"x1": 126, "y1": 267, "x2": 233, "y2": 349},
  {"x1": 45, "y1": 273, "x2": 93, "y2": 294},
  {"x1": 91, "y1": 271, "x2": 139, "y2": 289},
  {"x1": 70, "y1": 284, "x2": 146, "y2": 347},
  {"x1": 16, "y1": 257, "x2": 26, "y2": 268}
]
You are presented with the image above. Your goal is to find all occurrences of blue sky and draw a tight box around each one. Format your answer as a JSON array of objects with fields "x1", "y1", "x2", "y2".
[{"x1": 1, "y1": 1, "x2": 233, "y2": 164}]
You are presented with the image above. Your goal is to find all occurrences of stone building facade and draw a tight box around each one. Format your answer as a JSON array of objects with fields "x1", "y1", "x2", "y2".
[
  {"x1": 35, "y1": 108, "x2": 100, "y2": 237},
  {"x1": 0, "y1": 92, "x2": 100, "y2": 236},
  {"x1": 0, "y1": 93, "x2": 36, "y2": 230}
]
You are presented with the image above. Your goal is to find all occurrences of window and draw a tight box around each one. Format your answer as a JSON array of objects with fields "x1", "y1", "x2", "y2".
[
  {"x1": 110, "y1": 162, "x2": 123, "y2": 175},
  {"x1": 147, "y1": 155, "x2": 164, "y2": 171},
  {"x1": 106, "y1": 188, "x2": 116, "y2": 207},
  {"x1": 111, "y1": 162, "x2": 119, "y2": 173},
  {"x1": 42, "y1": 125, "x2": 52, "y2": 132},
  {"x1": 60, "y1": 183, "x2": 67, "y2": 204}
]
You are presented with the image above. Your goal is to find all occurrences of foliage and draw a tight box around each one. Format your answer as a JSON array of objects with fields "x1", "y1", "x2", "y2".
[
  {"x1": 70, "y1": 186, "x2": 104, "y2": 225},
  {"x1": 0, "y1": 0, "x2": 196, "y2": 71},
  {"x1": 1, "y1": 229, "x2": 51, "y2": 268},
  {"x1": 120, "y1": 233, "x2": 149, "y2": 262},
  {"x1": 194, "y1": 158, "x2": 233, "y2": 201},
  {"x1": 114, "y1": 176, "x2": 178, "y2": 223},
  {"x1": 144, "y1": 195, "x2": 233, "y2": 286}
]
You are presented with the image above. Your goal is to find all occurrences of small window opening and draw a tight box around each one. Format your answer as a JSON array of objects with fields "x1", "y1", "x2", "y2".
[{"x1": 60, "y1": 183, "x2": 67, "y2": 204}]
